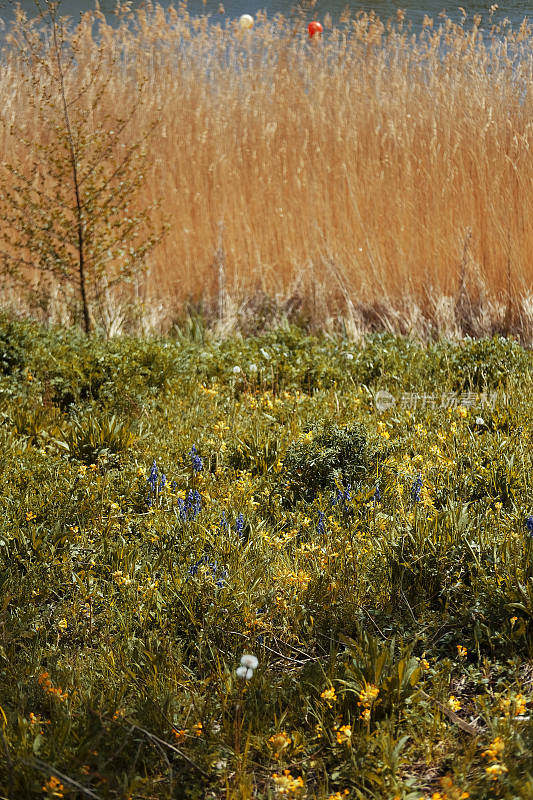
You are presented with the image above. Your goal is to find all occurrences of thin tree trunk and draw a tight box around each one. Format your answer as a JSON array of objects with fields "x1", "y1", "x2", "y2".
[{"x1": 51, "y1": 9, "x2": 91, "y2": 334}]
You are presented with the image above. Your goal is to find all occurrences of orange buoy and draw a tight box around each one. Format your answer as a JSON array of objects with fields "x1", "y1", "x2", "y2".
[{"x1": 308, "y1": 21, "x2": 323, "y2": 38}]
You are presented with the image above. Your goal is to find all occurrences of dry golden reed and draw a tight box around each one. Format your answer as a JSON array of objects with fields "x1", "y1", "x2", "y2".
[{"x1": 1, "y1": 2, "x2": 532, "y2": 336}]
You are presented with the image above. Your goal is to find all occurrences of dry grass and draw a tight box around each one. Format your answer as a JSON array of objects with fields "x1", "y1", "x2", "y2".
[{"x1": 0, "y1": 2, "x2": 532, "y2": 338}]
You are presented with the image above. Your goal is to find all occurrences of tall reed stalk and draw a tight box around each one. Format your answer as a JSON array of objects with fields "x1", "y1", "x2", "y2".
[{"x1": 0, "y1": 3, "x2": 532, "y2": 337}]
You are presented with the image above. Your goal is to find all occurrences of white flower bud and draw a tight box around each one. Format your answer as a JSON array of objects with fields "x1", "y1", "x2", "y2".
[{"x1": 236, "y1": 665, "x2": 248, "y2": 679}]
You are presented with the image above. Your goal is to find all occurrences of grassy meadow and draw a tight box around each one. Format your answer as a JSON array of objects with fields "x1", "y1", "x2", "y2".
[
  {"x1": 1, "y1": 3, "x2": 533, "y2": 798},
  {"x1": 0, "y1": 3, "x2": 532, "y2": 337},
  {"x1": 0, "y1": 314, "x2": 532, "y2": 798}
]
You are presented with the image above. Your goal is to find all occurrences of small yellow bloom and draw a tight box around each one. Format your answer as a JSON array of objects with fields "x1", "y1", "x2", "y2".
[
  {"x1": 269, "y1": 731, "x2": 291, "y2": 757},
  {"x1": 272, "y1": 770, "x2": 304, "y2": 795},
  {"x1": 42, "y1": 775, "x2": 64, "y2": 797},
  {"x1": 438, "y1": 775, "x2": 469, "y2": 798},
  {"x1": 335, "y1": 724, "x2": 352, "y2": 744},
  {"x1": 358, "y1": 684, "x2": 379, "y2": 709},
  {"x1": 193, "y1": 721, "x2": 203, "y2": 737},
  {"x1": 499, "y1": 694, "x2": 527, "y2": 717},
  {"x1": 482, "y1": 736, "x2": 505, "y2": 762},
  {"x1": 57, "y1": 618, "x2": 67, "y2": 631},
  {"x1": 485, "y1": 762, "x2": 508, "y2": 780},
  {"x1": 456, "y1": 645, "x2": 467, "y2": 658},
  {"x1": 26, "y1": 511, "x2": 36, "y2": 522},
  {"x1": 320, "y1": 686, "x2": 337, "y2": 705},
  {"x1": 448, "y1": 695, "x2": 461, "y2": 712},
  {"x1": 173, "y1": 728, "x2": 187, "y2": 742}
]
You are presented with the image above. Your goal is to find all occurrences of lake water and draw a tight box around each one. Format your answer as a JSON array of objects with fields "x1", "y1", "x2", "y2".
[{"x1": 1, "y1": 0, "x2": 531, "y2": 36}]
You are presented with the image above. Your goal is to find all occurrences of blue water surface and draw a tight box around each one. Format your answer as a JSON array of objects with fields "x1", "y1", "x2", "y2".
[{"x1": 1, "y1": 0, "x2": 531, "y2": 35}]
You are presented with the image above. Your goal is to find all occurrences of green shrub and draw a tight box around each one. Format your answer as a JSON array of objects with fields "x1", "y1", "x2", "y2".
[
  {"x1": 0, "y1": 314, "x2": 29, "y2": 375},
  {"x1": 281, "y1": 421, "x2": 382, "y2": 504}
]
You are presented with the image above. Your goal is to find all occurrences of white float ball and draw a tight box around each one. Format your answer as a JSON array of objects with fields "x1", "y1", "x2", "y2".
[{"x1": 239, "y1": 13, "x2": 254, "y2": 30}]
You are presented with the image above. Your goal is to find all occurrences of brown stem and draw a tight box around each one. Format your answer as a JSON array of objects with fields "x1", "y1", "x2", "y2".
[{"x1": 51, "y1": 7, "x2": 91, "y2": 333}]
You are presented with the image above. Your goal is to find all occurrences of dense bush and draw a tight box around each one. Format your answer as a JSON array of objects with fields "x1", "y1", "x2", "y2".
[{"x1": 281, "y1": 422, "x2": 383, "y2": 505}]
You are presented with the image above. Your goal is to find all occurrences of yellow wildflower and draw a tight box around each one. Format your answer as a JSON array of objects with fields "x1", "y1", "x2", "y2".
[
  {"x1": 456, "y1": 645, "x2": 467, "y2": 658},
  {"x1": 269, "y1": 731, "x2": 291, "y2": 758},
  {"x1": 272, "y1": 770, "x2": 304, "y2": 795},
  {"x1": 438, "y1": 775, "x2": 469, "y2": 798},
  {"x1": 335, "y1": 724, "x2": 352, "y2": 744},
  {"x1": 358, "y1": 684, "x2": 379, "y2": 708},
  {"x1": 42, "y1": 776, "x2": 64, "y2": 797},
  {"x1": 482, "y1": 736, "x2": 505, "y2": 762},
  {"x1": 448, "y1": 696, "x2": 461, "y2": 712},
  {"x1": 500, "y1": 693, "x2": 527, "y2": 717},
  {"x1": 485, "y1": 763, "x2": 508, "y2": 780},
  {"x1": 320, "y1": 686, "x2": 337, "y2": 705}
]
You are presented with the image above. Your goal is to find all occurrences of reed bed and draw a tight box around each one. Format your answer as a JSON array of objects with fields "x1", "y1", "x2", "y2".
[{"x1": 0, "y1": 3, "x2": 532, "y2": 338}]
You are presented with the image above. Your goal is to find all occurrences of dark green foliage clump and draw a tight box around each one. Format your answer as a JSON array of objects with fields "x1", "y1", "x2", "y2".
[
  {"x1": 0, "y1": 314, "x2": 28, "y2": 375},
  {"x1": 282, "y1": 422, "x2": 382, "y2": 504}
]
